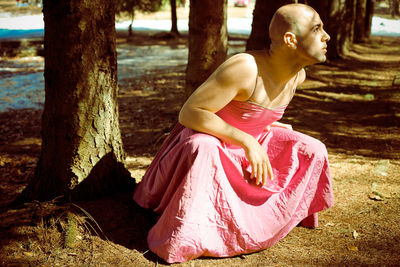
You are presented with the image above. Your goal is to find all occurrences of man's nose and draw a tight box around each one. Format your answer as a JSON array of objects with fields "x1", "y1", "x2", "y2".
[{"x1": 323, "y1": 30, "x2": 330, "y2": 42}]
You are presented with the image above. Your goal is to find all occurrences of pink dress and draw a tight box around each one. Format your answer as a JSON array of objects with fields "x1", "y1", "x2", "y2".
[{"x1": 133, "y1": 100, "x2": 334, "y2": 263}]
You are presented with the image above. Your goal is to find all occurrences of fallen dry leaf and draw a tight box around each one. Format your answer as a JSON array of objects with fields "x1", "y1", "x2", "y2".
[
  {"x1": 352, "y1": 230, "x2": 359, "y2": 239},
  {"x1": 368, "y1": 193, "x2": 384, "y2": 201},
  {"x1": 347, "y1": 245, "x2": 359, "y2": 251},
  {"x1": 23, "y1": 251, "x2": 34, "y2": 257}
]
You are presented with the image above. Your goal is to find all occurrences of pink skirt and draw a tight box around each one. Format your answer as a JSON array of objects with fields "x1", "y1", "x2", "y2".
[{"x1": 134, "y1": 124, "x2": 334, "y2": 263}]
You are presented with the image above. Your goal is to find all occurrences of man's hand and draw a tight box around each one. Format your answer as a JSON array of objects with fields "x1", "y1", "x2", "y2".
[{"x1": 243, "y1": 137, "x2": 274, "y2": 186}]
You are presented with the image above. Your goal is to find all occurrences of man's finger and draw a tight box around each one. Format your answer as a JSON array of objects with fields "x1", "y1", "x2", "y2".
[
  {"x1": 256, "y1": 163, "x2": 262, "y2": 185},
  {"x1": 267, "y1": 159, "x2": 274, "y2": 180},
  {"x1": 262, "y1": 161, "x2": 268, "y2": 186},
  {"x1": 251, "y1": 163, "x2": 257, "y2": 180}
]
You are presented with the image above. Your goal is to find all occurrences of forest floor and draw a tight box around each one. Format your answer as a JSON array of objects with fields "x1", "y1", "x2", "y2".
[{"x1": 1, "y1": 1, "x2": 400, "y2": 266}]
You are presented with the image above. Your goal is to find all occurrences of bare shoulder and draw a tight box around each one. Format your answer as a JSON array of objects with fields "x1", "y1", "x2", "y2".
[
  {"x1": 226, "y1": 52, "x2": 258, "y2": 64},
  {"x1": 213, "y1": 53, "x2": 258, "y2": 98},
  {"x1": 180, "y1": 53, "x2": 260, "y2": 114},
  {"x1": 216, "y1": 52, "x2": 258, "y2": 78}
]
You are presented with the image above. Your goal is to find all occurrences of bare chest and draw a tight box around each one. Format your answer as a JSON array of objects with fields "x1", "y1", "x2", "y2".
[{"x1": 249, "y1": 74, "x2": 297, "y2": 109}]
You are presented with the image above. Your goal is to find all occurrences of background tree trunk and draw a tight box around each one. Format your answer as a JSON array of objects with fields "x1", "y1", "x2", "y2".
[
  {"x1": 170, "y1": 0, "x2": 179, "y2": 36},
  {"x1": 354, "y1": 0, "x2": 372, "y2": 43},
  {"x1": 338, "y1": 0, "x2": 357, "y2": 56},
  {"x1": 391, "y1": 0, "x2": 400, "y2": 17},
  {"x1": 185, "y1": 0, "x2": 228, "y2": 99},
  {"x1": 129, "y1": 10, "x2": 135, "y2": 37},
  {"x1": 246, "y1": 0, "x2": 298, "y2": 51},
  {"x1": 20, "y1": 0, "x2": 132, "y2": 202},
  {"x1": 364, "y1": 0, "x2": 373, "y2": 39}
]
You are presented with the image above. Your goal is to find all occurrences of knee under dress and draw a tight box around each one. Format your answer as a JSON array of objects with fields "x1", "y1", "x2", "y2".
[{"x1": 133, "y1": 99, "x2": 334, "y2": 263}]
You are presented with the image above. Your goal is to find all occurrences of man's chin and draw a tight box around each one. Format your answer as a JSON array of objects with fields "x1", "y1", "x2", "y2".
[
  {"x1": 317, "y1": 55, "x2": 327, "y2": 63},
  {"x1": 302, "y1": 54, "x2": 327, "y2": 66}
]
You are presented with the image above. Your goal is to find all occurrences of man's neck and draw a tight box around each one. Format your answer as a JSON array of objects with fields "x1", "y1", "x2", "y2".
[{"x1": 265, "y1": 48, "x2": 304, "y2": 86}]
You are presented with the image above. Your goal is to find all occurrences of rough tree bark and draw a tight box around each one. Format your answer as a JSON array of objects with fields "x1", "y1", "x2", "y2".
[
  {"x1": 185, "y1": 0, "x2": 228, "y2": 99},
  {"x1": 20, "y1": 0, "x2": 132, "y2": 202},
  {"x1": 246, "y1": 0, "x2": 298, "y2": 51}
]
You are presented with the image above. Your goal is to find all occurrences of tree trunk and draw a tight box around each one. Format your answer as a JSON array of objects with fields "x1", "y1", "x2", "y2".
[
  {"x1": 354, "y1": 0, "x2": 371, "y2": 43},
  {"x1": 246, "y1": 0, "x2": 297, "y2": 51},
  {"x1": 338, "y1": 0, "x2": 356, "y2": 56},
  {"x1": 129, "y1": 10, "x2": 135, "y2": 37},
  {"x1": 170, "y1": 0, "x2": 180, "y2": 36},
  {"x1": 20, "y1": 0, "x2": 132, "y2": 202},
  {"x1": 185, "y1": 0, "x2": 228, "y2": 99},
  {"x1": 391, "y1": 0, "x2": 400, "y2": 17},
  {"x1": 364, "y1": 0, "x2": 373, "y2": 39}
]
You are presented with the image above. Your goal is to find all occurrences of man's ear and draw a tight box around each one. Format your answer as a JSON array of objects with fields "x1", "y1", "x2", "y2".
[{"x1": 283, "y1": 32, "x2": 297, "y2": 49}]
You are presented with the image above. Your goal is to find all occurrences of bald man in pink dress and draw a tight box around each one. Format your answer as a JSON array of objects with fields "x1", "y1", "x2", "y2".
[{"x1": 134, "y1": 4, "x2": 334, "y2": 263}]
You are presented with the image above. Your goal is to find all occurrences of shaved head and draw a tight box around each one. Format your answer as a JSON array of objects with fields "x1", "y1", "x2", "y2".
[{"x1": 269, "y1": 4, "x2": 317, "y2": 46}]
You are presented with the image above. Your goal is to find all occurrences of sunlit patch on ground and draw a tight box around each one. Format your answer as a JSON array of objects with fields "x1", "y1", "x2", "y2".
[{"x1": 126, "y1": 156, "x2": 153, "y2": 182}]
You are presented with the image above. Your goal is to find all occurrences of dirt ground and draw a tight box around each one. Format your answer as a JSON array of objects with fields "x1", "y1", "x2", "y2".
[{"x1": 1, "y1": 1, "x2": 400, "y2": 266}]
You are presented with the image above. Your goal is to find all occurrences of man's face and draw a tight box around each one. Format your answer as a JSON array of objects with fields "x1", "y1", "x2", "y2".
[{"x1": 295, "y1": 10, "x2": 330, "y2": 65}]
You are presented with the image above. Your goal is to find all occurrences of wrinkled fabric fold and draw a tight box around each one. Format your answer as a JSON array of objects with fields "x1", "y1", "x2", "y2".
[{"x1": 133, "y1": 100, "x2": 334, "y2": 263}]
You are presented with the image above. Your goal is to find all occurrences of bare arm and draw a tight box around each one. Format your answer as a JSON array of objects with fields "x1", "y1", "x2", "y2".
[
  {"x1": 179, "y1": 54, "x2": 256, "y2": 148},
  {"x1": 179, "y1": 53, "x2": 274, "y2": 185}
]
